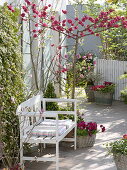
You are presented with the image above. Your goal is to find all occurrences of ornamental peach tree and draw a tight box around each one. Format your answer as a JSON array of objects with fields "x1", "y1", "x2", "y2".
[{"x1": 7, "y1": 0, "x2": 127, "y2": 99}]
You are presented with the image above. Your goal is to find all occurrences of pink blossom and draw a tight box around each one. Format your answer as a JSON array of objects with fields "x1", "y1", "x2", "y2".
[
  {"x1": 32, "y1": 29, "x2": 37, "y2": 33},
  {"x1": 75, "y1": 17, "x2": 79, "y2": 21},
  {"x1": 22, "y1": 5, "x2": 28, "y2": 13},
  {"x1": 35, "y1": 23, "x2": 38, "y2": 27},
  {"x1": 61, "y1": 68, "x2": 68, "y2": 73},
  {"x1": 51, "y1": 16, "x2": 55, "y2": 21},
  {"x1": 62, "y1": 10, "x2": 67, "y2": 14},
  {"x1": 82, "y1": 56, "x2": 86, "y2": 59},
  {"x1": 42, "y1": 23, "x2": 48, "y2": 27},
  {"x1": 76, "y1": 54, "x2": 81, "y2": 59},
  {"x1": 48, "y1": 4, "x2": 51, "y2": 7},
  {"x1": 43, "y1": 6, "x2": 48, "y2": 10},
  {"x1": 58, "y1": 46, "x2": 62, "y2": 50},
  {"x1": 74, "y1": 26, "x2": 78, "y2": 30},
  {"x1": 80, "y1": 74, "x2": 84, "y2": 78},
  {"x1": 7, "y1": 5, "x2": 15, "y2": 12},
  {"x1": 33, "y1": 34, "x2": 38, "y2": 38},
  {"x1": 25, "y1": 0, "x2": 31, "y2": 5},
  {"x1": 95, "y1": 33, "x2": 100, "y2": 36},
  {"x1": 51, "y1": 44, "x2": 55, "y2": 47},
  {"x1": 38, "y1": 29, "x2": 42, "y2": 33},
  {"x1": 33, "y1": 15, "x2": 37, "y2": 18},
  {"x1": 21, "y1": 13, "x2": 25, "y2": 17},
  {"x1": 64, "y1": 54, "x2": 69, "y2": 58},
  {"x1": 67, "y1": 19, "x2": 73, "y2": 24}
]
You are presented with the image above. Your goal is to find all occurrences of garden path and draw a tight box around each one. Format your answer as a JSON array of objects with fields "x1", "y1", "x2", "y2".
[{"x1": 24, "y1": 100, "x2": 127, "y2": 170}]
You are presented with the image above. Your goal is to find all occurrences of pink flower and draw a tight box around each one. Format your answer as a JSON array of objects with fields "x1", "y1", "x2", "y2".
[
  {"x1": 58, "y1": 46, "x2": 62, "y2": 50},
  {"x1": 7, "y1": 5, "x2": 15, "y2": 12},
  {"x1": 25, "y1": 0, "x2": 31, "y2": 5},
  {"x1": 75, "y1": 17, "x2": 79, "y2": 21},
  {"x1": 64, "y1": 54, "x2": 69, "y2": 59},
  {"x1": 21, "y1": 13, "x2": 25, "y2": 17},
  {"x1": 43, "y1": 6, "x2": 48, "y2": 11},
  {"x1": 51, "y1": 44, "x2": 54, "y2": 47},
  {"x1": 76, "y1": 54, "x2": 81, "y2": 59},
  {"x1": 42, "y1": 23, "x2": 48, "y2": 27},
  {"x1": 67, "y1": 19, "x2": 73, "y2": 24},
  {"x1": 51, "y1": 16, "x2": 55, "y2": 21},
  {"x1": 22, "y1": 5, "x2": 28, "y2": 13},
  {"x1": 38, "y1": 29, "x2": 42, "y2": 33},
  {"x1": 61, "y1": 68, "x2": 68, "y2": 73},
  {"x1": 123, "y1": 134, "x2": 127, "y2": 139},
  {"x1": 82, "y1": 56, "x2": 86, "y2": 59},
  {"x1": 32, "y1": 29, "x2": 37, "y2": 33},
  {"x1": 80, "y1": 74, "x2": 84, "y2": 78},
  {"x1": 62, "y1": 10, "x2": 67, "y2": 14},
  {"x1": 33, "y1": 34, "x2": 38, "y2": 38},
  {"x1": 95, "y1": 33, "x2": 100, "y2": 36},
  {"x1": 35, "y1": 23, "x2": 38, "y2": 27}
]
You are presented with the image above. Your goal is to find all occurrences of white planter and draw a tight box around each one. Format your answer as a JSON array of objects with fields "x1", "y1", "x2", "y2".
[{"x1": 77, "y1": 134, "x2": 96, "y2": 148}]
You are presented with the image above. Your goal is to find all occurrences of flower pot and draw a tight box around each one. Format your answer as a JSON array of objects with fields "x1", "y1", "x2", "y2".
[
  {"x1": 77, "y1": 134, "x2": 96, "y2": 148},
  {"x1": 94, "y1": 91, "x2": 113, "y2": 106},
  {"x1": 85, "y1": 85, "x2": 95, "y2": 102},
  {"x1": 113, "y1": 153, "x2": 127, "y2": 170}
]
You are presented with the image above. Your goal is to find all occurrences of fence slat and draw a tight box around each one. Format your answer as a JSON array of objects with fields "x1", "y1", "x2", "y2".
[{"x1": 96, "y1": 59, "x2": 127, "y2": 100}]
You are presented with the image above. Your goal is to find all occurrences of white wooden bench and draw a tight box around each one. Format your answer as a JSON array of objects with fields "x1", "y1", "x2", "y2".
[{"x1": 16, "y1": 95, "x2": 77, "y2": 170}]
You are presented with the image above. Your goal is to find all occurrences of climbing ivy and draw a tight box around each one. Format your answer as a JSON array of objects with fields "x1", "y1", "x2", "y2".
[{"x1": 0, "y1": 4, "x2": 24, "y2": 169}]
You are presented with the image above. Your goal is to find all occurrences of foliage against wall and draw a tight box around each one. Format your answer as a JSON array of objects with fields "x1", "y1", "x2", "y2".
[{"x1": 0, "y1": 4, "x2": 24, "y2": 168}]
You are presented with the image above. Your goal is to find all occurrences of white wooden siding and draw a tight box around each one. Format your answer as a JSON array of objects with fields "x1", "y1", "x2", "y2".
[{"x1": 95, "y1": 59, "x2": 127, "y2": 100}]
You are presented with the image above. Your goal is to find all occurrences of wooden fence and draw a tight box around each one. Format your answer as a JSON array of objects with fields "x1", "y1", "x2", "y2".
[{"x1": 95, "y1": 59, "x2": 127, "y2": 100}]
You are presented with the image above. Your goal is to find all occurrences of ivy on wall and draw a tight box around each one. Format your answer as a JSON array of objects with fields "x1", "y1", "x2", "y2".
[{"x1": 0, "y1": 4, "x2": 24, "y2": 168}]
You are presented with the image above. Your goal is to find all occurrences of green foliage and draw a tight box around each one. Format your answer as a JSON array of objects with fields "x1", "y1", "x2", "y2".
[
  {"x1": 0, "y1": 4, "x2": 24, "y2": 168},
  {"x1": 121, "y1": 88, "x2": 127, "y2": 104},
  {"x1": 83, "y1": 0, "x2": 127, "y2": 60},
  {"x1": 67, "y1": 52, "x2": 96, "y2": 88},
  {"x1": 43, "y1": 82, "x2": 59, "y2": 110},
  {"x1": 106, "y1": 139, "x2": 127, "y2": 155}
]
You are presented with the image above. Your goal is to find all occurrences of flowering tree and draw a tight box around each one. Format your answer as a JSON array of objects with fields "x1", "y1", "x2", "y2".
[{"x1": 7, "y1": 1, "x2": 127, "y2": 98}]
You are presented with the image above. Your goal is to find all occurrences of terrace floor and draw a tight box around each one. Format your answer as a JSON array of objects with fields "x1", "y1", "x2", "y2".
[{"x1": 25, "y1": 100, "x2": 127, "y2": 170}]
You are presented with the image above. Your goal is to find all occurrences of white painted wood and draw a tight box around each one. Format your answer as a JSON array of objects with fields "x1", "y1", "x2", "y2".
[
  {"x1": 95, "y1": 59, "x2": 127, "y2": 100},
  {"x1": 17, "y1": 95, "x2": 77, "y2": 170}
]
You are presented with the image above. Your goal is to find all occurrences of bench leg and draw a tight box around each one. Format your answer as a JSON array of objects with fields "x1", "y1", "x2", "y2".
[
  {"x1": 20, "y1": 141, "x2": 24, "y2": 170},
  {"x1": 56, "y1": 142, "x2": 59, "y2": 170},
  {"x1": 74, "y1": 127, "x2": 77, "y2": 150}
]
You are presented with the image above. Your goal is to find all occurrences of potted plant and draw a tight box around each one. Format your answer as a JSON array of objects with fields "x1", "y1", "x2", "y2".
[
  {"x1": 91, "y1": 81, "x2": 115, "y2": 105},
  {"x1": 106, "y1": 134, "x2": 127, "y2": 170},
  {"x1": 121, "y1": 88, "x2": 127, "y2": 104},
  {"x1": 77, "y1": 121, "x2": 105, "y2": 148},
  {"x1": 85, "y1": 72, "x2": 102, "y2": 102}
]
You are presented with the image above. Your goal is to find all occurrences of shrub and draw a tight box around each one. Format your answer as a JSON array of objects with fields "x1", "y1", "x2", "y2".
[
  {"x1": 44, "y1": 82, "x2": 59, "y2": 110},
  {"x1": 0, "y1": 4, "x2": 24, "y2": 168}
]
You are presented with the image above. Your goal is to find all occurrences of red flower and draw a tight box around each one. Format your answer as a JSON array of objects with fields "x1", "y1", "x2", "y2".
[
  {"x1": 62, "y1": 10, "x2": 67, "y2": 14},
  {"x1": 123, "y1": 134, "x2": 127, "y2": 139},
  {"x1": 104, "y1": 81, "x2": 113, "y2": 85}
]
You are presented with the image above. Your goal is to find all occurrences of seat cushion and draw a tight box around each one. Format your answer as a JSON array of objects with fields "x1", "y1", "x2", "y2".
[
  {"x1": 40, "y1": 119, "x2": 72, "y2": 128},
  {"x1": 30, "y1": 125, "x2": 66, "y2": 137}
]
